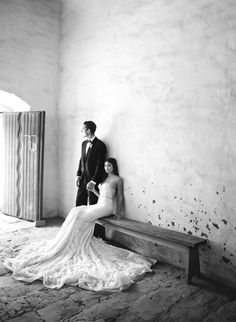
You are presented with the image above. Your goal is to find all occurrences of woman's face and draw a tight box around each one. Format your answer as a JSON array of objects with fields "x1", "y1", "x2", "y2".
[{"x1": 104, "y1": 161, "x2": 113, "y2": 174}]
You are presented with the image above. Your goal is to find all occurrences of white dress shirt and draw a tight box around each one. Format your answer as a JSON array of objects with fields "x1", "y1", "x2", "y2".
[{"x1": 86, "y1": 136, "x2": 95, "y2": 154}]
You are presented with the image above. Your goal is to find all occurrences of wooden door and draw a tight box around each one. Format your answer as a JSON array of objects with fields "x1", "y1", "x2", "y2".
[{"x1": 2, "y1": 111, "x2": 45, "y2": 225}]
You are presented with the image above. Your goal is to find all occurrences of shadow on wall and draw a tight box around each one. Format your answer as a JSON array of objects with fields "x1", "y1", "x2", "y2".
[
  {"x1": 0, "y1": 90, "x2": 31, "y2": 112},
  {"x1": 102, "y1": 109, "x2": 130, "y2": 162}
]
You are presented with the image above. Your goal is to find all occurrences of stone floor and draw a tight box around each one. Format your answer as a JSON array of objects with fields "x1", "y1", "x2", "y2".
[{"x1": 0, "y1": 212, "x2": 236, "y2": 322}]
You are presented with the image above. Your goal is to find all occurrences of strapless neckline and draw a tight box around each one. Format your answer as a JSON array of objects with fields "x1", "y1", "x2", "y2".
[{"x1": 100, "y1": 182, "x2": 115, "y2": 191}]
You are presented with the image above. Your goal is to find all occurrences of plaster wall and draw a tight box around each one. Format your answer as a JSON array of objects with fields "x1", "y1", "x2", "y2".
[
  {"x1": 58, "y1": 0, "x2": 236, "y2": 286},
  {"x1": 0, "y1": 0, "x2": 60, "y2": 217}
]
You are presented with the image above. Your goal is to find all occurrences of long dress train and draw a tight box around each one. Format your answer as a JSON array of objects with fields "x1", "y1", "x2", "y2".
[{"x1": 3, "y1": 183, "x2": 156, "y2": 292}]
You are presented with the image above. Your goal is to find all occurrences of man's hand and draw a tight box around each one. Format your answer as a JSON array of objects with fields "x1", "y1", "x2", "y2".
[
  {"x1": 87, "y1": 181, "x2": 95, "y2": 191},
  {"x1": 76, "y1": 176, "x2": 81, "y2": 187}
]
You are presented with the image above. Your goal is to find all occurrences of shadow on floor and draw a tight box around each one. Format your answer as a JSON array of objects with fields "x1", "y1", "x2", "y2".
[
  {"x1": 43, "y1": 216, "x2": 64, "y2": 227},
  {"x1": 191, "y1": 274, "x2": 236, "y2": 298}
]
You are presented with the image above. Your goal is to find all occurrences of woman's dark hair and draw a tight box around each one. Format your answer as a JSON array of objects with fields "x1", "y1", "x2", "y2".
[{"x1": 84, "y1": 121, "x2": 96, "y2": 134}]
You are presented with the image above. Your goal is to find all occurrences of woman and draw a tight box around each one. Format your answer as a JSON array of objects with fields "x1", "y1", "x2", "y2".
[
  {"x1": 89, "y1": 157, "x2": 124, "y2": 220},
  {"x1": 3, "y1": 158, "x2": 155, "y2": 292}
]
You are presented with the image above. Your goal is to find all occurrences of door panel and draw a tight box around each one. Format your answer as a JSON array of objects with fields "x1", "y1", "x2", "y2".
[
  {"x1": 2, "y1": 111, "x2": 45, "y2": 223},
  {"x1": 3, "y1": 113, "x2": 19, "y2": 217}
]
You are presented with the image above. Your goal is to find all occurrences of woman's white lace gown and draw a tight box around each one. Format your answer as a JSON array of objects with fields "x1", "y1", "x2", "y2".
[{"x1": 4, "y1": 183, "x2": 155, "y2": 292}]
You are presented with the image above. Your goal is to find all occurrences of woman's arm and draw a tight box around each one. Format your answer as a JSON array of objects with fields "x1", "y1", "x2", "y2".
[
  {"x1": 115, "y1": 178, "x2": 124, "y2": 219},
  {"x1": 88, "y1": 186, "x2": 100, "y2": 198}
]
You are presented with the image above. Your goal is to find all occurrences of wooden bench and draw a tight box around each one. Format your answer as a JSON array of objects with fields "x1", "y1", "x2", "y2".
[{"x1": 97, "y1": 216, "x2": 207, "y2": 284}]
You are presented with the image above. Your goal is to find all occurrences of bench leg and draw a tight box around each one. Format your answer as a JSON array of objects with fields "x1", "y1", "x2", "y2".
[
  {"x1": 104, "y1": 225, "x2": 114, "y2": 240},
  {"x1": 185, "y1": 246, "x2": 200, "y2": 284}
]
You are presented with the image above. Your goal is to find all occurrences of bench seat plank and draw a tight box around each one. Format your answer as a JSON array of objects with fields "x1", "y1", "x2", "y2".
[{"x1": 97, "y1": 217, "x2": 206, "y2": 248}]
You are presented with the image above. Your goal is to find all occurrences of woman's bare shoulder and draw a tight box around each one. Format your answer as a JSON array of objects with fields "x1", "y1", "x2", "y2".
[
  {"x1": 114, "y1": 176, "x2": 123, "y2": 188},
  {"x1": 107, "y1": 176, "x2": 123, "y2": 187},
  {"x1": 114, "y1": 175, "x2": 123, "y2": 183}
]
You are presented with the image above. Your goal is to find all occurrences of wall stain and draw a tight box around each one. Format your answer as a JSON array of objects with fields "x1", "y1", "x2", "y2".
[
  {"x1": 206, "y1": 224, "x2": 210, "y2": 231},
  {"x1": 222, "y1": 256, "x2": 230, "y2": 264},
  {"x1": 152, "y1": 200, "x2": 156, "y2": 203},
  {"x1": 212, "y1": 223, "x2": 219, "y2": 229},
  {"x1": 222, "y1": 219, "x2": 227, "y2": 225},
  {"x1": 171, "y1": 221, "x2": 175, "y2": 226},
  {"x1": 187, "y1": 231, "x2": 192, "y2": 235},
  {"x1": 201, "y1": 232, "x2": 208, "y2": 238}
]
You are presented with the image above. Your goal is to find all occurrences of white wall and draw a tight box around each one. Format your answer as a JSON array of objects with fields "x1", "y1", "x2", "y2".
[
  {"x1": 0, "y1": 0, "x2": 60, "y2": 217},
  {"x1": 0, "y1": 0, "x2": 235, "y2": 288},
  {"x1": 58, "y1": 0, "x2": 236, "y2": 287}
]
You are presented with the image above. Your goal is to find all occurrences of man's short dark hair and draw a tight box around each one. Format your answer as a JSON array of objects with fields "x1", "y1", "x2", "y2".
[{"x1": 84, "y1": 121, "x2": 96, "y2": 134}]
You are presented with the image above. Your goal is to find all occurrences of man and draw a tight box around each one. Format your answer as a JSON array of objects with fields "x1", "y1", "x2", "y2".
[{"x1": 76, "y1": 120, "x2": 107, "y2": 206}]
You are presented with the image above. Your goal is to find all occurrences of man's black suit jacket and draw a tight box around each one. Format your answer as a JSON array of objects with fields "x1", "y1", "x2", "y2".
[{"x1": 77, "y1": 137, "x2": 107, "y2": 185}]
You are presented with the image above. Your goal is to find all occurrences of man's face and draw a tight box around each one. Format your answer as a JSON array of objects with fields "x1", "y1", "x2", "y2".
[{"x1": 81, "y1": 125, "x2": 89, "y2": 138}]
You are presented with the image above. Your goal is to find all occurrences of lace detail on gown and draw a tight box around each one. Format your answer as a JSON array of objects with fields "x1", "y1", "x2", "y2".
[{"x1": 3, "y1": 183, "x2": 156, "y2": 292}]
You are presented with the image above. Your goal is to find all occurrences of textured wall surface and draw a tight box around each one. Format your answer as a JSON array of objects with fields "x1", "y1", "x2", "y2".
[
  {"x1": 0, "y1": 0, "x2": 60, "y2": 217},
  {"x1": 0, "y1": 0, "x2": 234, "y2": 288},
  {"x1": 58, "y1": 0, "x2": 236, "y2": 286}
]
